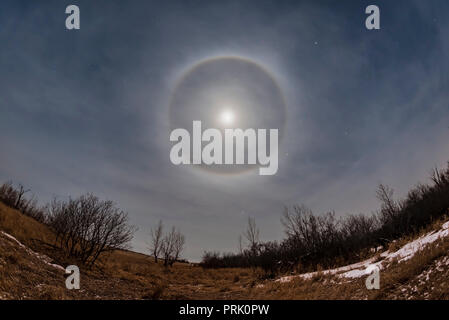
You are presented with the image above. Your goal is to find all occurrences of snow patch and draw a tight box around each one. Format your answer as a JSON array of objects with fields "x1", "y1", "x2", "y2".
[
  {"x1": 276, "y1": 220, "x2": 449, "y2": 283},
  {"x1": 386, "y1": 221, "x2": 449, "y2": 264},
  {"x1": 0, "y1": 231, "x2": 65, "y2": 271}
]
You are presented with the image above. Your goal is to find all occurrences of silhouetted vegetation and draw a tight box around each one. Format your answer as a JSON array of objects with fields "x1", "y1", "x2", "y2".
[
  {"x1": 160, "y1": 226, "x2": 185, "y2": 267},
  {"x1": 0, "y1": 184, "x2": 137, "y2": 267},
  {"x1": 0, "y1": 182, "x2": 46, "y2": 223},
  {"x1": 148, "y1": 220, "x2": 186, "y2": 267},
  {"x1": 201, "y1": 162, "x2": 449, "y2": 275},
  {"x1": 3, "y1": 161, "x2": 449, "y2": 274},
  {"x1": 149, "y1": 220, "x2": 164, "y2": 263},
  {"x1": 47, "y1": 194, "x2": 136, "y2": 267}
]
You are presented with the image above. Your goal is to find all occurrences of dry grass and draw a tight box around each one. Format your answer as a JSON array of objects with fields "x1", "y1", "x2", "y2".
[
  {"x1": 0, "y1": 231, "x2": 71, "y2": 300},
  {"x1": 370, "y1": 237, "x2": 449, "y2": 300},
  {"x1": 0, "y1": 202, "x2": 55, "y2": 247},
  {"x1": 247, "y1": 233, "x2": 449, "y2": 300},
  {"x1": 1, "y1": 201, "x2": 449, "y2": 300},
  {"x1": 0, "y1": 202, "x2": 259, "y2": 299}
]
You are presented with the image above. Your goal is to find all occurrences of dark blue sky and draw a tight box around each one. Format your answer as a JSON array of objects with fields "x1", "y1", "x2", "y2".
[{"x1": 1, "y1": 0, "x2": 449, "y2": 261}]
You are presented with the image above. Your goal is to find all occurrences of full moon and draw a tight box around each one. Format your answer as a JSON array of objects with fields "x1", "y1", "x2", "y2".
[
  {"x1": 220, "y1": 109, "x2": 235, "y2": 126},
  {"x1": 169, "y1": 56, "x2": 286, "y2": 175}
]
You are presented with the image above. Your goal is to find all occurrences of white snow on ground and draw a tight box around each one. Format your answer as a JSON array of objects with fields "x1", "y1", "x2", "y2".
[
  {"x1": 387, "y1": 221, "x2": 449, "y2": 263},
  {"x1": 277, "y1": 221, "x2": 449, "y2": 283},
  {"x1": 277, "y1": 257, "x2": 379, "y2": 282},
  {"x1": 0, "y1": 231, "x2": 65, "y2": 271}
]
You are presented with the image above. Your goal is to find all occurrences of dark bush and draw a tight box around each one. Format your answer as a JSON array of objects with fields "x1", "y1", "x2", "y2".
[
  {"x1": 47, "y1": 194, "x2": 136, "y2": 267},
  {"x1": 0, "y1": 182, "x2": 46, "y2": 223},
  {"x1": 201, "y1": 162, "x2": 449, "y2": 274}
]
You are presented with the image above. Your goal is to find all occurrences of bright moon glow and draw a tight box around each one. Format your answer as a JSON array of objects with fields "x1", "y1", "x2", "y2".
[
  {"x1": 220, "y1": 110, "x2": 235, "y2": 126},
  {"x1": 169, "y1": 56, "x2": 286, "y2": 175}
]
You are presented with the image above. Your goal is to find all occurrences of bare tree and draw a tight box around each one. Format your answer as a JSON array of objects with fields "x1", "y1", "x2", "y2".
[
  {"x1": 376, "y1": 184, "x2": 400, "y2": 224},
  {"x1": 431, "y1": 167, "x2": 448, "y2": 188},
  {"x1": 172, "y1": 230, "x2": 186, "y2": 264},
  {"x1": 281, "y1": 205, "x2": 314, "y2": 239},
  {"x1": 14, "y1": 184, "x2": 30, "y2": 210},
  {"x1": 0, "y1": 182, "x2": 45, "y2": 222},
  {"x1": 47, "y1": 194, "x2": 136, "y2": 267},
  {"x1": 238, "y1": 235, "x2": 244, "y2": 254},
  {"x1": 243, "y1": 217, "x2": 259, "y2": 252},
  {"x1": 149, "y1": 220, "x2": 164, "y2": 263},
  {"x1": 161, "y1": 227, "x2": 176, "y2": 267},
  {"x1": 160, "y1": 226, "x2": 185, "y2": 267}
]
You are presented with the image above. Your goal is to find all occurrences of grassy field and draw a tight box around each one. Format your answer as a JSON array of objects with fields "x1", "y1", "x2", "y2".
[
  {"x1": 1, "y1": 201, "x2": 449, "y2": 300},
  {"x1": 0, "y1": 201, "x2": 259, "y2": 299}
]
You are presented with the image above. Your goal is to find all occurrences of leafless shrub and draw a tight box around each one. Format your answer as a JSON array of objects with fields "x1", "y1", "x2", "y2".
[
  {"x1": 0, "y1": 182, "x2": 46, "y2": 223},
  {"x1": 243, "y1": 217, "x2": 259, "y2": 250},
  {"x1": 47, "y1": 194, "x2": 136, "y2": 267},
  {"x1": 159, "y1": 226, "x2": 185, "y2": 267},
  {"x1": 202, "y1": 162, "x2": 449, "y2": 274},
  {"x1": 376, "y1": 184, "x2": 400, "y2": 226},
  {"x1": 149, "y1": 220, "x2": 164, "y2": 263}
]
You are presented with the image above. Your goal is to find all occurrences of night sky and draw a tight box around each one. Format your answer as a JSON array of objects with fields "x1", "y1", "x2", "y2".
[{"x1": 1, "y1": 0, "x2": 449, "y2": 261}]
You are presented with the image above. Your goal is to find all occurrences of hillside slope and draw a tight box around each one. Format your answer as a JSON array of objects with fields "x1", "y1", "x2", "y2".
[
  {"x1": 251, "y1": 219, "x2": 449, "y2": 299},
  {"x1": 0, "y1": 202, "x2": 253, "y2": 299},
  {"x1": 1, "y1": 201, "x2": 449, "y2": 300}
]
